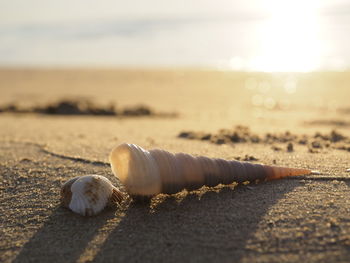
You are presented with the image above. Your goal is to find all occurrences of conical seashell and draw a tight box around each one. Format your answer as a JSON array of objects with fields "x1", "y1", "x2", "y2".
[
  {"x1": 60, "y1": 175, "x2": 124, "y2": 216},
  {"x1": 109, "y1": 143, "x2": 312, "y2": 196}
]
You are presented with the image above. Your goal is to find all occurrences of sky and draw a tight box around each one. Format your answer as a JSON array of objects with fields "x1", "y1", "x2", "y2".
[{"x1": 1, "y1": 0, "x2": 350, "y2": 71}]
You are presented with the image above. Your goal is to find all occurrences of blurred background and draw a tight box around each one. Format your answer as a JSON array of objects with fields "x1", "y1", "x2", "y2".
[
  {"x1": 0, "y1": 0, "x2": 350, "y2": 138},
  {"x1": 1, "y1": 0, "x2": 350, "y2": 72}
]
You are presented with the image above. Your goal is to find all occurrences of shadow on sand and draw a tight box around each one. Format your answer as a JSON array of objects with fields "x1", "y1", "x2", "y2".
[
  {"x1": 93, "y1": 181, "x2": 299, "y2": 262},
  {"x1": 13, "y1": 207, "x2": 115, "y2": 263},
  {"x1": 14, "y1": 181, "x2": 299, "y2": 263}
]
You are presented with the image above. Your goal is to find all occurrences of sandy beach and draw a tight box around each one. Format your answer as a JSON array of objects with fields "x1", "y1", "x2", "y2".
[{"x1": 1, "y1": 68, "x2": 350, "y2": 262}]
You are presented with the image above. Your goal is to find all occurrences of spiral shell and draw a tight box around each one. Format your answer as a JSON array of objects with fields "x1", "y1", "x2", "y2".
[
  {"x1": 110, "y1": 143, "x2": 312, "y2": 196},
  {"x1": 60, "y1": 175, "x2": 124, "y2": 216}
]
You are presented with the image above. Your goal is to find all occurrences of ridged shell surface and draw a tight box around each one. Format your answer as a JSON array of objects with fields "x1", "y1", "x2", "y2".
[
  {"x1": 61, "y1": 175, "x2": 115, "y2": 216},
  {"x1": 110, "y1": 143, "x2": 311, "y2": 196},
  {"x1": 109, "y1": 143, "x2": 162, "y2": 196}
]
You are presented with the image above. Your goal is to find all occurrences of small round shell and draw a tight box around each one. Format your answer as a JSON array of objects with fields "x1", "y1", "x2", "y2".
[{"x1": 60, "y1": 175, "x2": 124, "y2": 216}]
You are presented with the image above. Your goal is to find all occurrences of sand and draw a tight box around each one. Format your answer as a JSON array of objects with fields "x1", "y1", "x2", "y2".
[{"x1": 1, "y1": 68, "x2": 350, "y2": 262}]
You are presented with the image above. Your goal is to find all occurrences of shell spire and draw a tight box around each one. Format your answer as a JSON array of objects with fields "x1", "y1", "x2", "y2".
[{"x1": 109, "y1": 143, "x2": 312, "y2": 197}]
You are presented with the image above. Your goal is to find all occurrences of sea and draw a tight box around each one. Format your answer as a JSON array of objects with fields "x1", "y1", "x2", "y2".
[{"x1": 1, "y1": 0, "x2": 350, "y2": 72}]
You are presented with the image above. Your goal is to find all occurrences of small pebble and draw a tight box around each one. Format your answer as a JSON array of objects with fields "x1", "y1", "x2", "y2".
[
  {"x1": 311, "y1": 141, "x2": 322, "y2": 149},
  {"x1": 308, "y1": 147, "x2": 320, "y2": 154},
  {"x1": 311, "y1": 170, "x2": 322, "y2": 175},
  {"x1": 243, "y1": 155, "x2": 259, "y2": 161},
  {"x1": 271, "y1": 145, "x2": 282, "y2": 151},
  {"x1": 298, "y1": 139, "x2": 308, "y2": 145},
  {"x1": 19, "y1": 158, "x2": 32, "y2": 163}
]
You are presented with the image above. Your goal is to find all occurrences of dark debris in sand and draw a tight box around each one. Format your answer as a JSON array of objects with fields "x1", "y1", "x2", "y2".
[
  {"x1": 179, "y1": 126, "x2": 350, "y2": 153},
  {"x1": 305, "y1": 119, "x2": 350, "y2": 127},
  {"x1": 234, "y1": 155, "x2": 259, "y2": 162},
  {"x1": 339, "y1": 107, "x2": 350, "y2": 115},
  {"x1": 0, "y1": 99, "x2": 176, "y2": 118}
]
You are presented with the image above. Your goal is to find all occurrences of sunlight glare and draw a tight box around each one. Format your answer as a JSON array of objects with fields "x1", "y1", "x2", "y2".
[{"x1": 251, "y1": 0, "x2": 322, "y2": 72}]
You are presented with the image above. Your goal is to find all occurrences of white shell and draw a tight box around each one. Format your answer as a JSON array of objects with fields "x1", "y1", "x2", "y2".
[
  {"x1": 109, "y1": 143, "x2": 162, "y2": 196},
  {"x1": 109, "y1": 143, "x2": 312, "y2": 197},
  {"x1": 61, "y1": 175, "x2": 122, "y2": 216},
  {"x1": 61, "y1": 143, "x2": 312, "y2": 215}
]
